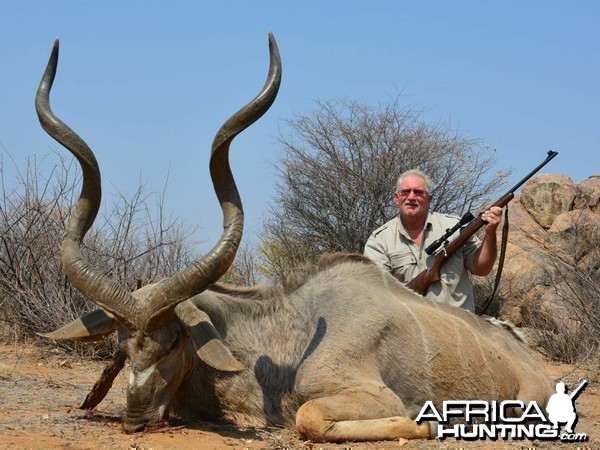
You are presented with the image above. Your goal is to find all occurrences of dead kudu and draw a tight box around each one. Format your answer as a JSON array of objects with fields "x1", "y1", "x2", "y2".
[{"x1": 36, "y1": 35, "x2": 552, "y2": 442}]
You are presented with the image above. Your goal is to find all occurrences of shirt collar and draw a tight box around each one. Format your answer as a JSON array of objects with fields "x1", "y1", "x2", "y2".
[{"x1": 396, "y1": 212, "x2": 433, "y2": 241}]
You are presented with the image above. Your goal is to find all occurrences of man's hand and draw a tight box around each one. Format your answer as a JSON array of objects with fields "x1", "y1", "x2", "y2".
[
  {"x1": 481, "y1": 206, "x2": 503, "y2": 233},
  {"x1": 471, "y1": 206, "x2": 503, "y2": 276}
]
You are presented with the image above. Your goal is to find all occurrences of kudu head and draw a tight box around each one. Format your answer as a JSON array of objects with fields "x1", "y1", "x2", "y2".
[{"x1": 36, "y1": 35, "x2": 281, "y2": 432}]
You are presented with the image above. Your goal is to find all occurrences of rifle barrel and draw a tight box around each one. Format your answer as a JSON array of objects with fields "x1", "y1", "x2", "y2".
[
  {"x1": 505, "y1": 150, "x2": 558, "y2": 195},
  {"x1": 433, "y1": 151, "x2": 558, "y2": 259}
]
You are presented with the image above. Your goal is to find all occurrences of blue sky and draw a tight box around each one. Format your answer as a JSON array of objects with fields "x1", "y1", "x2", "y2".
[{"x1": 1, "y1": 1, "x2": 598, "y2": 251}]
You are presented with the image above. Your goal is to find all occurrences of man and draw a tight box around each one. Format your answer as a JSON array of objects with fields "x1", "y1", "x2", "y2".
[{"x1": 364, "y1": 169, "x2": 502, "y2": 312}]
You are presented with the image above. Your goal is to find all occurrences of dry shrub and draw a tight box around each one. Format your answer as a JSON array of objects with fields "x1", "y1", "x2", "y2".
[
  {"x1": 473, "y1": 204, "x2": 599, "y2": 365},
  {"x1": 264, "y1": 96, "x2": 509, "y2": 279},
  {"x1": 221, "y1": 242, "x2": 262, "y2": 286},
  {"x1": 525, "y1": 216, "x2": 600, "y2": 364},
  {"x1": 0, "y1": 152, "x2": 196, "y2": 357}
]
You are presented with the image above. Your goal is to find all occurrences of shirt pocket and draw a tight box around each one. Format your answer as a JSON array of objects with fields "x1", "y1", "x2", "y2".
[{"x1": 389, "y1": 251, "x2": 417, "y2": 283}]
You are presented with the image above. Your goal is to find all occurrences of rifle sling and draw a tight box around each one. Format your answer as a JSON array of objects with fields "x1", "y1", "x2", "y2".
[{"x1": 481, "y1": 206, "x2": 509, "y2": 315}]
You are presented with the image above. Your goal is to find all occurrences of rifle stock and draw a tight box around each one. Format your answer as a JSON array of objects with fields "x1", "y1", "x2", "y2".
[
  {"x1": 406, "y1": 257, "x2": 443, "y2": 295},
  {"x1": 405, "y1": 150, "x2": 558, "y2": 296}
]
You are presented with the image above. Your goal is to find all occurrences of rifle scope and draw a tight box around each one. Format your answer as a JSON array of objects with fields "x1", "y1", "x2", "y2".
[{"x1": 425, "y1": 211, "x2": 475, "y2": 255}]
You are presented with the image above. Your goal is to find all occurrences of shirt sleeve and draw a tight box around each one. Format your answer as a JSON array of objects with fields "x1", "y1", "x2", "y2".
[
  {"x1": 364, "y1": 234, "x2": 391, "y2": 272},
  {"x1": 463, "y1": 233, "x2": 482, "y2": 272}
]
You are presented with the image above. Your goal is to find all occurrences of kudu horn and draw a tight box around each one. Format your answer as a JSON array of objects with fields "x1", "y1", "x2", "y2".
[{"x1": 36, "y1": 34, "x2": 282, "y2": 331}]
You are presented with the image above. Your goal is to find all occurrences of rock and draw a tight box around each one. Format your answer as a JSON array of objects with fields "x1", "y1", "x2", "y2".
[
  {"x1": 520, "y1": 174, "x2": 577, "y2": 229},
  {"x1": 547, "y1": 209, "x2": 600, "y2": 262},
  {"x1": 505, "y1": 197, "x2": 546, "y2": 240},
  {"x1": 549, "y1": 208, "x2": 598, "y2": 234},
  {"x1": 476, "y1": 173, "x2": 598, "y2": 329},
  {"x1": 575, "y1": 175, "x2": 600, "y2": 212}
]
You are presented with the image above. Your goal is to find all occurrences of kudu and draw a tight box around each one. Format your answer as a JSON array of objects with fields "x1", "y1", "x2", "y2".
[{"x1": 37, "y1": 35, "x2": 552, "y2": 442}]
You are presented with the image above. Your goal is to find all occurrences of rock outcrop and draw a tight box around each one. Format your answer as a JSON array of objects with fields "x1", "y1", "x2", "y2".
[
  {"x1": 520, "y1": 174, "x2": 577, "y2": 229},
  {"x1": 475, "y1": 173, "x2": 600, "y2": 326}
]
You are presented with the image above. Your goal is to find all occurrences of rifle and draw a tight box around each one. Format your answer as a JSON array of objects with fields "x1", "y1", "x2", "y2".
[{"x1": 406, "y1": 150, "x2": 558, "y2": 296}]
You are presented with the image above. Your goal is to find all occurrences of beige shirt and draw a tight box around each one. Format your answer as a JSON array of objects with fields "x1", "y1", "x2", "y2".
[{"x1": 364, "y1": 212, "x2": 481, "y2": 312}]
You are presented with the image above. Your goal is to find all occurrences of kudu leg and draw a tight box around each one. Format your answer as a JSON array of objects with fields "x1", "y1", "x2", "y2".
[{"x1": 295, "y1": 385, "x2": 432, "y2": 442}]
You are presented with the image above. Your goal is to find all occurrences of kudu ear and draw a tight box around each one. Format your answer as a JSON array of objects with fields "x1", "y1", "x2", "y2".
[
  {"x1": 37, "y1": 309, "x2": 118, "y2": 342},
  {"x1": 175, "y1": 301, "x2": 245, "y2": 372}
]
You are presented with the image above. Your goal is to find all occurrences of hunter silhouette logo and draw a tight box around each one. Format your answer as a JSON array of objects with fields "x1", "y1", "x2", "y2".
[
  {"x1": 416, "y1": 380, "x2": 589, "y2": 442},
  {"x1": 546, "y1": 380, "x2": 587, "y2": 434}
]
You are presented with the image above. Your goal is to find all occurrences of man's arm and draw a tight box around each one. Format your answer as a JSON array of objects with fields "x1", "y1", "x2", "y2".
[{"x1": 470, "y1": 206, "x2": 503, "y2": 276}]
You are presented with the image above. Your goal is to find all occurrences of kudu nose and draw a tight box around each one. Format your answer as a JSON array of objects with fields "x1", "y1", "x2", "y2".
[{"x1": 123, "y1": 420, "x2": 146, "y2": 434}]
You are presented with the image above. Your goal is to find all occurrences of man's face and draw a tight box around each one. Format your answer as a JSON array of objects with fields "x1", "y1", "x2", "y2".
[{"x1": 394, "y1": 175, "x2": 433, "y2": 219}]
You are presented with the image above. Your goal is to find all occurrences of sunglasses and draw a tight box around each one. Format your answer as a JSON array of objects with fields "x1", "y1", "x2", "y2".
[{"x1": 397, "y1": 189, "x2": 428, "y2": 198}]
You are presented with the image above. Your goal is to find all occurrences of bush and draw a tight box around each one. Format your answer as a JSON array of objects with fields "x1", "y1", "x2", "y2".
[
  {"x1": 527, "y1": 219, "x2": 600, "y2": 364},
  {"x1": 0, "y1": 152, "x2": 196, "y2": 357},
  {"x1": 263, "y1": 96, "x2": 509, "y2": 284}
]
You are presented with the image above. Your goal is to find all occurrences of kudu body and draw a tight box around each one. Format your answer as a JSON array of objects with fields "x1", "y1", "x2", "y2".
[{"x1": 37, "y1": 35, "x2": 552, "y2": 442}]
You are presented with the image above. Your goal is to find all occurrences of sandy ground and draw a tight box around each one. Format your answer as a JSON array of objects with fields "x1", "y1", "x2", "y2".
[{"x1": 0, "y1": 342, "x2": 598, "y2": 450}]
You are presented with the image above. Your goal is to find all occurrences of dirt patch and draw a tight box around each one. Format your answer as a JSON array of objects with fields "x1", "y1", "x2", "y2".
[{"x1": 0, "y1": 343, "x2": 598, "y2": 449}]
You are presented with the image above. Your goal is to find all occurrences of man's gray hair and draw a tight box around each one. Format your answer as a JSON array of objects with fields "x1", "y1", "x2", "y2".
[{"x1": 396, "y1": 170, "x2": 433, "y2": 194}]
